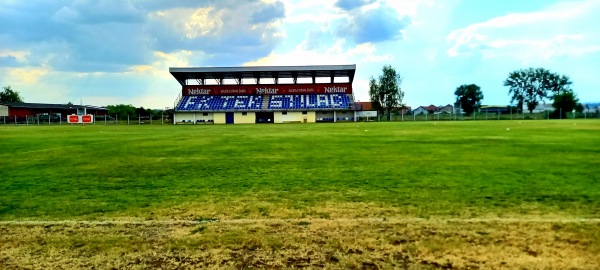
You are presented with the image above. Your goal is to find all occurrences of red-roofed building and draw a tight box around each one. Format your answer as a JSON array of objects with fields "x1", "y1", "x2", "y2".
[{"x1": 354, "y1": 102, "x2": 373, "y2": 111}]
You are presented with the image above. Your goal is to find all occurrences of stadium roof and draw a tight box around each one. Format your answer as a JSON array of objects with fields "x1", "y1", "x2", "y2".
[
  {"x1": 0, "y1": 102, "x2": 108, "y2": 110},
  {"x1": 169, "y1": 65, "x2": 356, "y2": 86}
]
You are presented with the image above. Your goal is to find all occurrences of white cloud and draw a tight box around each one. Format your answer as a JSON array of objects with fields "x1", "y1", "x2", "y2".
[{"x1": 447, "y1": 0, "x2": 600, "y2": 61}]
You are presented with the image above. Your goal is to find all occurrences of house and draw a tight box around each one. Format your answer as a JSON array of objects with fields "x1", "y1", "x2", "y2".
[
  {"x1": 583, "y1": 103, "x2": 600, "y2": 113},
  {"x1": 437, "y1": 104, "x2": 453, "y2": 114},
  {"x1": 412, "y1": 106, "x2": 429, "y2": 115},
  {"x1": 396, "y1": 106, "x2": 411, "y2": 115},
  {"x1": 354, "y1": 102, "x2": 373, "y2": 111},
  {"x1": 413, "y1": 105, "x2": 437, "y2": 115}
]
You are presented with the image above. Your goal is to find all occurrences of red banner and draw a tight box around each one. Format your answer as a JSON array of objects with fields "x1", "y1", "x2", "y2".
[
  {"x1": 182, "y1": 83, "x2": 352, "y2": 96},
  {"x1": 67, "y1": 115, "x2": 94, "y2": 124},
  {"x1": 82, "y1": 115, "x2": 93, "y2": 123}
]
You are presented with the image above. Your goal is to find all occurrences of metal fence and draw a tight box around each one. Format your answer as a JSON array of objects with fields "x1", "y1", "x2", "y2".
[
  {"x1": 2, "y1": 111, "x2": 599, "y2": 126},
  {"x1": 1, "y1": 114, "x2": 172, "y2": 126},
  {"x1": 358, "y1": 110, "x2": 600, "y2": 122}
]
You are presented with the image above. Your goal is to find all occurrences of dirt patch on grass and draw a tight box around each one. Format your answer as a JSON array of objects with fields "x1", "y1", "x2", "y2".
[{"x1": 1, "y1": 218, "x2": 599, "y2": 269}]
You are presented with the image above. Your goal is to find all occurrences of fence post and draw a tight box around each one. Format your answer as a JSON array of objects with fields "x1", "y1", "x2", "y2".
[
  {"x1": 413, "y1": 113, "x2": 415, "y2": 122},
  {"x1": 128, "y1": 114, "x2": 130, "y2": 125},
  {"x1": 150, "y1": 115, "x2": 152, "y2": 125},
  {"x1": 116, "y1": 114, "x2": 119, "y2": 125},
  {"x1": 138, "y1": 114, "x2": 141, "y2": 125},
  {"x1": 161, "y1": 114, "x2": 164, "y2": 125},
  {"x1": 15, "y1": 115, "x2": 17, "y2": 126}
]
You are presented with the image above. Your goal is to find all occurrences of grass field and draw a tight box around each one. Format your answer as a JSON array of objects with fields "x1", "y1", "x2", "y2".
[{"x1": 1, "y1": 120, "x2": 599, "y2": 269}]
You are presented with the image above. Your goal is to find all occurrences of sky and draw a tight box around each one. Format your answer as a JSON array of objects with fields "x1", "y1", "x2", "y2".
[{"x1": 1, "y1": 0, "x2": 599, "y2": 109}]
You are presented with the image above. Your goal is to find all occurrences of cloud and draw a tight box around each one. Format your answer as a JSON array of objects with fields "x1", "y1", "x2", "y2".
[
  {"x1": 52, "y1": 0, "x2": 146, "y2": 25},
  {"x1": 147, "y1": 2, "x2": 285, "y2": 65},
  {"x1": 0, "y1": 0, "x2": 286, "y2": 73},
  {"x1": 335, "y1": 0, "x2": 375, "y2": 11},
  {"x1": 299, "y1": 30, "x2": 326, "y2": 50},
  {"x1": 251, "y1": 1, "x2": 285, "y2": 24},
  {"x1": 0, "y1": 56, "x2": 23, "y2": 67},
  {"x1": 245, "y1": 40, "x2": 392, "y2": 67},
  {"x1": 336, "y1": 3, "x2": 411, "y2": 44},
  {"x1": 446, "y1": 0, "x2": 600, "y2": 61}
]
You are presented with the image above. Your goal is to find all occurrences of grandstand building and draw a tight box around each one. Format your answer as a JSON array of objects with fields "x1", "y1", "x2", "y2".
[{"x1": 170, "y1": 65, "x2": 357, "y2": 124}]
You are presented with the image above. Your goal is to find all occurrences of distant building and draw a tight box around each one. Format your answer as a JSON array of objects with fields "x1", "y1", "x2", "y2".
[
  {"x1": 354, "y1": 102, "x2": 378, "y2": 119},
  {"x1": 480, "y1": 105, "x2": 509, "y2": 113},
  {"x1": 583, "y1": 103, "x2": 600, "y2": 113},
  {"x1": 437, "y1": 104, "x2": 453, "y2": 114},
  {"x1": 413, "y1": 105, "x2": 437, "y2": 115},
  {"x1": 0, "y1": 102, "x2": 108, "y2": 120},
  {"x1": 531, "y1": 103, "x2": 553, "y2": 113},
  {"x1": 412, "y1": 106, "x2": 429, "y2": 115}
]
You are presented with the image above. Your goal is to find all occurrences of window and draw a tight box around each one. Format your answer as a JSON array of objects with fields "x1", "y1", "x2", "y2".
[
  {"x1": 282, "y1": 111, "x2": 287, "y2": 115},
  {"x1": 203, "y1": 113, "x2": 208, "y2": 116},
  {"x1": 302, "y1": 111, "x2": 307, "y2": 115},
  {"x1": 242, "y1": 112, "x2": 247, "y2": 116}
]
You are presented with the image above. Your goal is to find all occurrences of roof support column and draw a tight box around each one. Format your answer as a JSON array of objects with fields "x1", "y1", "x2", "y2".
[{"x1": 253, "y1": 72, "x2": 261, "y2": 85}]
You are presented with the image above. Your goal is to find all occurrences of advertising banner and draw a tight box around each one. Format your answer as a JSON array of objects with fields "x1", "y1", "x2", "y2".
[
  {"x1": 182, "y1": 83, "x2": 352, "y2": 96},
  {"x1": 67, "y1": 115, "x2": 94, "y2": 123}
]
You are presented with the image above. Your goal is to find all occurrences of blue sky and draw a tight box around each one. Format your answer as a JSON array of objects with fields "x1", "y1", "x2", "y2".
[{"x1": 1, "y1": 0, "x2": 599, "y2": 109}]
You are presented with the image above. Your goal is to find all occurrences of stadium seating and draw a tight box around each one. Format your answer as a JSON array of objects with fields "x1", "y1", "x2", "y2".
[
  {"x1": 268, "y1": 94, "x2": 351, "y2": 110},
  {"x1": 176, "y1": 94, "x2": 352, "y2": 111},
  {"x1": 177, "y1": 95, "x2": 263, "y2": 111}
]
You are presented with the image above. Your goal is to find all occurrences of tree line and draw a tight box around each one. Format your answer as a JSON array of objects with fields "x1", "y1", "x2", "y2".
[
  {"x1": 368, "y1": 66, "x2": 585, "y2": 119},
  {"x1": 106, "y1": 104, "x2": 172, "y2": 120}
]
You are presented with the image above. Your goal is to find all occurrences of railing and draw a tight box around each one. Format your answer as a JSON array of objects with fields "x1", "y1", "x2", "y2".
[{"x1": 173, "y1": 92, "x2": 182, "y2": 111}]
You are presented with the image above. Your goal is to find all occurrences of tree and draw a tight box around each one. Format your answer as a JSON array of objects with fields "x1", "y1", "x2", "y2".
[
  {"x1": 0, "y1": 86, "x2": 24, "y2": 103},
  {"x1": 503, "y1": 68, "x2": 572, "y2": 113},
  {"x1": 368, "y1": 65, "x2": 404, "y2": 120},
  {"x1": 552, "y1": 89, "x2": 579, "y2": 119},
  {"x1": 106, "y1": 104, "x2": 137, "y2": 120},
  {"x1": 454, "y1": 84, "x2": 483, "y2": 116}
]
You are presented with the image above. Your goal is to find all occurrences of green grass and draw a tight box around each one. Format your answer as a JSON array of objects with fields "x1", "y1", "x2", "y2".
[{"x1": 1, "y1": 120, "x2": 599, "y2": 220}]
